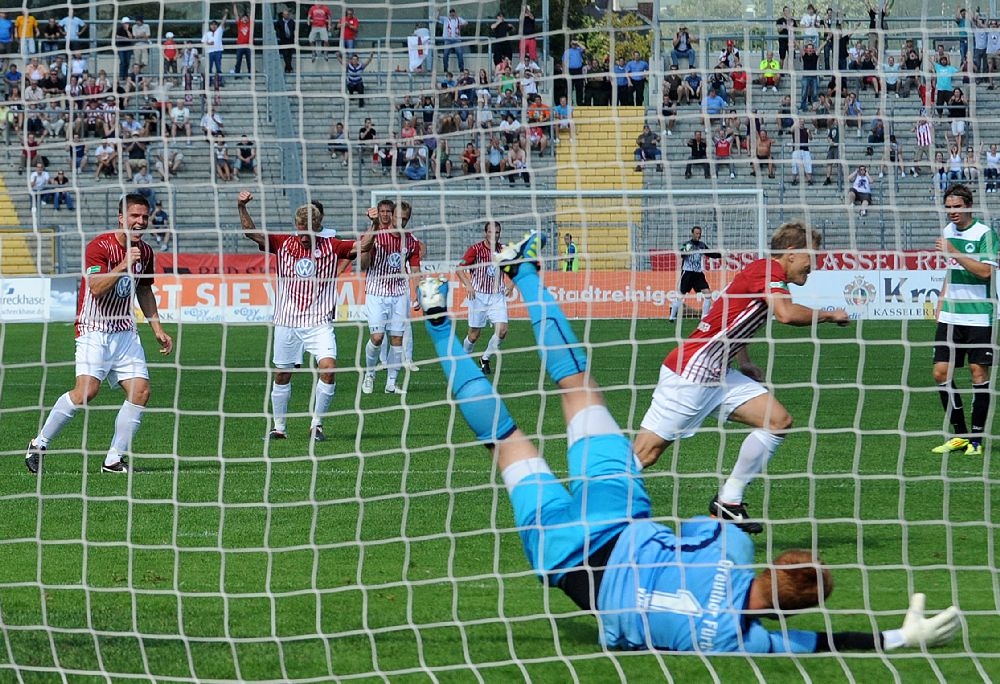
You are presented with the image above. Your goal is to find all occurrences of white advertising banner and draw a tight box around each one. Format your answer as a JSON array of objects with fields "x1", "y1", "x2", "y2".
[
  {"x1": 791, "y1": 270, "x2": 944, "y2": 320},
  {"x1": 0, "y1": 277, "x2": 51, "y2": 321}
]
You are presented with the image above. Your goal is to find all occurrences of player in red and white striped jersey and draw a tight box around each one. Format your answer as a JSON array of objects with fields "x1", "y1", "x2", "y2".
[
  {"x1": 358, "y1": 199, "x2": 421, "y2": 395},
  {"x1": 25, "y1": 193, "x2": 173, "y2": 474},
  {"x1": 455, "y1": 220, "x2": 510, "y2": 375},
  {"x1": 238, "y1": 190, "x2": 357, "y2": 441},
  {"x1": 634, "y1": 221, "x2": 850, "y2": 533}
]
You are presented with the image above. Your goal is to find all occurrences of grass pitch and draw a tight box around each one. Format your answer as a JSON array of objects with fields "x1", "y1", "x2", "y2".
[{"x1": 1, "y1": 319, "x2": 998, "y2": 682}]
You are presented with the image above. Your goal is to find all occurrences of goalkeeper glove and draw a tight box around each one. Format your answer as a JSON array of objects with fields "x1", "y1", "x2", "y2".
[{"x1": 883, "y1": 593, "x2": 961, "y2": 651}]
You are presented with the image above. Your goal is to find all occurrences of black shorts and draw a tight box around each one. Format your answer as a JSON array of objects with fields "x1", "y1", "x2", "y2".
[
  {"x1": 679, "y1": 270, "x2": 710, "y2": 294},
  {"x1": 933, "y1": 322, "x2": 995, "y2": 367}
]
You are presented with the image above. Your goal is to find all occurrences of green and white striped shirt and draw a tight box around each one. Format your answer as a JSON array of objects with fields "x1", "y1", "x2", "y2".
[{"x1": 939, "y1": 218, "x2": 999, "y2": 327}]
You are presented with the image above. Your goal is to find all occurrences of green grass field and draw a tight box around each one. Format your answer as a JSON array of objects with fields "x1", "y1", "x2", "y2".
[{"x1": 1, "y1": 319, "x2": 998, "y2": 683}]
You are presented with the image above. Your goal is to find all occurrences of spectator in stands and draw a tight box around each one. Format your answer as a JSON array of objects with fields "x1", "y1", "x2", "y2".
[
  {"x1": 843, "y1": 91, "x2": 863, "y2": 137},
  {"x1": 800, "y1": 4, "x2": 819, "y2": 48},
  {"x1": 670, "y1": 25, "x2": 696, "y2": 68},
  {"x1": 328, "y1": 121, "x2": 348, "y2": 164},
  {"x1": 553, "y1": 95, "x2": 574, "y2": 142},
  {"x1": 679, "y1": 69, "x2": 702, "y2": 104},
  {"x1": 153, "y1": 146, "x2": 183, "y2": 181},
  {"x1": 868, "y1": 115, "x2": 886, "y2": 152},
  {"x1": 170, "y1": 99, "x2": 192, "y2": 142},
  {"x1": 948, "y1": 144, "x2": 964, "y2": 181},
  {"x1": 339, "y1": 52, "x2": 374, "y2": 108},
  {"x1": 477, "y1": 93, "x2": 495, "y2": 130},
  {"x1": 583, "y1": 57, "x2": 610, "y2": 106},
  {"x1": 337, "y1": 7, "x2": 360, "y2": 54},
  {"x1": 982, "y1": 143, "x2": 999, "y2": 191},
  {"x1": 68, "y1": 134, "x2": 86, "y2": 174},
  {"x1": 626, "y1": 50, "x2": 649, "y2": 106},
  {"x1": 750, "y1": 129, "x2": 776, "y2": 178},
  {"x1": 821, "y1": 118, "x2": 840, "y2": 185},
  {"x1": 562, "y1": 38, "x2": 586, "y2": 105},
  {"x1": 634, "y1": 124, "x2": 663, "y2": 172},
  {"x1": 457, "y1": 68, "x2": 477, "y2": 101},
  {"x1": 955, "y1": 5, "x2": 971, "y2": 67},
  {"x1": 305, "y1": 3, "x2": 332, "y2": 62},
  {"x1": 519, "y1": 6, "x2": 538, "y2": 63},
  {"x1": 713, "y1": 124, "x2": 736, "y2": 178},
  {"x1": 499, "y1": 112, "x2": 521, "y2": 146},
  {"x1": 725, "y1": 110, "x2": 746, "y2": 153},
  {"x1": 934, "y1": 53, "x2": 959, "y2": 116},
  {"x1": 232, "y1": 6, "x2": 253, "y2": 75},
  {"x1": 43, "y1": 111, "x2": 69, "y2": 141},
  {"x1": 684, "y1": 130, "x2": 711, "y2": 179},
  {"x1": 484, "y1": 136, "x2": 506, "y2": 175},
  {"x1": 884, "y1": 134, "x2": 907, "y2": 178},
  {"x1": 718, "y1": 39, "x2": 740, "y2": 68},
  {"x1": 776, "y1": 94, "x2": 793, "y2": 135},
  {"x1": 40, "y1": 17, "x2": 64, "y2": 54},
  {"x1": 506, "y1": 138, "x2": 530, "y2": 185},
  {"x1": 151, "y1": 200, "x2": 170, "y2": 251},
  {"x1": 132, "y1": 161, "x2": 157, "y2": 206},
  {"x1": 213, "y1": 135, "x2": 233, "y2": 181},
  {"x1": 490, "y1": 11, "x2": 515, "y2": 66},
  {"x1": 130, "y1": 16, "x2": 151, "y2": 69},
  {"x1": 612, "y1": 56, "x2": 630, "y2": 105},
  {"x1": 776, "y1": 6, "x2": 796, "y2": 69},
  {"x1": 882, "y1": 55, "x2": 900, "y2": 96},
  {"x1": 897, "y1": 49, "x2": 920, "y2": 98},
  {"x1": 790, "y1": 119, "x2": 814, "y2": 185},
  {"x1": 200, "y1": 108, "x2": 225, "y2": 139},
  {"x1": 708, "y1": 65, "x2": 730, "y2": 104},
  {"x1": 115, "y1": 17, "x2": 133, "y2": 81},
  {"x1": 704, "y1": 87, "x2": 727, "y2": 128},
  {"x1": 19, "y1": 132, "x2": 39, "y2": 174},
  {"x1": 15, "y1": 11, "x2": 38, "y2": 57},
  {"x1": 438, "y1": 8, "x2": 467, "y2": 73},
  {"x1": 971, "y1": 12, "x2": 989, "y2": 79},
  {"x1": 912, "y1": 115, "x2": 933, "y2": 175},
  {"x1": 859, "y1": 49, "x2": 881, "y2": 95},
  {"x1": 403, "y1": 141, "x2": 428, "y2": 181},
  {"x1": 800, "y1": 42, "x2": 820, "y2": 112},
  {"x1": 358, "y1": 117, "x2": 376, "y2": 168},
  {"x1": 946, "y1": 87, "x2": 968, "y2": 151},
  {"x1": 49, "y1": 169, "x2": 72, "y2": 210},
  {"x1": 94, "y1": 136, "x2": 117, "y2": 179},
  {"x1": 760, "y1": 51, "x2": 780, "y2": 92},
  {"x1": 526, "y1": 121, "x2": 550, "y2": 157},
  {"x1": 820, "y1": 8, "x2": 837, "y2": 69},
  {"x1": 934, "y1": 151, "x2": 950, "y2": 191},
  {"x1": 962, "y1": 145, "x2": 978, "y2": 181},
  {"x1": 274, "y1": 8, "x2": 296, "y2": 74},
  {"x1": 236, "y1": 134, "x2": 257, "y2": 180},
  {"x1": 124, "y1": 132, "x2": 147, "y2": 173},
  {"x1": 28, "y1": 160, "x2": 49, "y2": 208},
  {"x1": 847, "y1": 165, "x2": 873, "y2": 216},
  {"x1": 461, "y1": 142, "x2": 480, "y2": 174},
  {"x1": 730, "y1": 58, "x2": 749, "y2": 103},
  {"x1": 0, "y1": 12, "x2": 12, "y2": 56},
  {"x1": 3, "y1": 63, "x2": 21, "y2": 94}
]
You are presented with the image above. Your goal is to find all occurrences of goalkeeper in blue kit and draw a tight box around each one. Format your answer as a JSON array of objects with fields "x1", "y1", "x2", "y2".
[{"x1": 416, "y1": 231, "x2": 961, "y2": 653}]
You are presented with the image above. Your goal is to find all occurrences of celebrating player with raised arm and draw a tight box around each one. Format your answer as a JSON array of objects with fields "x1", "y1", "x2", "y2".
[
  {"x1": 238, "y1": 190, "x2": 357, "y2": 441},
  {"x1": 357, "y1": 199, "x2": 421, "y2": 395},
  {"x1": 455, "y1": 220, "x2": 510, "y2": 375},
  {"x1": 25, "y1": 193, "x2": 173, "y2": 474},
  {"x1": 413, "y1": 231, "x2": 959, "y2": 654},
  {"x1": 636, "y1": 221, "x2": 850, "y2": 533}
]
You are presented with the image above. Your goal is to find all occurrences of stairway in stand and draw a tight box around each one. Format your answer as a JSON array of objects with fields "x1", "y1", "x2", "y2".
[{"x1": 554, "y1": 106, "x2": 646, "y2": 270}]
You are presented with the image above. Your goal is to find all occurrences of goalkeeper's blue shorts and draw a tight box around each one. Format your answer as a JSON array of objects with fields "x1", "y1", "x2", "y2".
[{"x1": 507, "y1": 433, "x2": 651, "y2": 584}]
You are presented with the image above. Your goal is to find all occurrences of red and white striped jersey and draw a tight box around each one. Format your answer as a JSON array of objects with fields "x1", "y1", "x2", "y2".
[
  {"x1": 364, "y1": 230, "x2": 421, "y2": 297},
  {"x1": 264, "y1": 234, "x2": 356, "y2": 328},
  {"x1": 458, "y1": 240, "x2": 504, "y2": 294},
  {"x1": 915, "y1": 121, "x2": 932, "y2": 146},
  {"x1": 665, "y1": 258, "x2": 789, "y2": 383},
  {"x1": 76, "y1": 232, "x2": 154, "y2": 337}
]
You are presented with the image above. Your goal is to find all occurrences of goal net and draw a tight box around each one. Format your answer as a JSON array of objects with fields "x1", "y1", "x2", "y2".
[{"x1": 1, "y1": 0, "x2": 997, "y2": 681}]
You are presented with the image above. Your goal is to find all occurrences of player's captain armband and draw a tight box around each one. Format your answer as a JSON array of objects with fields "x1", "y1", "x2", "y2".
[
  {"x1": 87, "y1": 266, "x2": 102, "y2": 274},
  {"x1": 769, "y1": 280, "x2": 788, "y2": 290}
]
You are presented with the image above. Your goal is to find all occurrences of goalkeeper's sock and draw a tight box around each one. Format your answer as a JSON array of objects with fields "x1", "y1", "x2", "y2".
[
  {"x1": 270, "y1": 381, "x2": 291, "y2": 432},
  {"x1": 510, "y1": 263, "x2": 587, "y2": 384},
  {"x1": 701, "y1": 293, "x2": 712, "y2": 319},
  {"x1": 668, "y1": 299, "x2": 681, "y2": 320},
  {"x1": 36, "y1": 392, "x2": 79, "y2": 447},
  {"x1": 462, "y1": 336, "x2": 475, "y2": 354},
  {"x1": 970, "y1": 381, "x2": 990, "y2": 442},
  {"x1": 107, "y1": 400, "x2": 144, "y2": 464},
  {"x1": 483, "y1": 332, "x2": 502, "y2": 360},
  {"x1": 312, "y1": 380, "x2": 335, "y2": 428},
  {"x1": 424, "y1": 318, "x2": 516, "y2": 443},
  {"x1": 937, "y1": 381, "x2": 968, "y2": 435},
  {"x1": 365, "y1": 340, "x2": 381, "y2": 372},
  {"x1": 719, "y1": 429, "x2": 784, "y2": 503}
]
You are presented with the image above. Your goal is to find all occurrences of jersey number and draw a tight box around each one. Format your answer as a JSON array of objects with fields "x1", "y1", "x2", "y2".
[{"x1": 637, "y1": 588, "x2": 703, "y2": 616}]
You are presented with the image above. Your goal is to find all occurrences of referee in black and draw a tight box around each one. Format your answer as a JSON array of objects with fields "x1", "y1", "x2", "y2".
[{"x1": 668, "y1": 225, "x2": 721, "y2": 321}]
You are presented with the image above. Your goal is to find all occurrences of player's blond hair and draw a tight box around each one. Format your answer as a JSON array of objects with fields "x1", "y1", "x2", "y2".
[
  {"x1": 758, "y1": 549, "x2": 833, "y2": 611},
  {"x1": 294, "y1": 204, "x2": 323, "y2": 233},
  {"x1": 770, "y1": 220, "x2": 822, "y2": 252}
]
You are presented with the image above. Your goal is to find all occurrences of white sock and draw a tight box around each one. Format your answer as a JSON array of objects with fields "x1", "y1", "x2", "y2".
[
  {"x1": 312, "y1": 380, "x2": 335, "y2": 428},
  {"x1": 501, "y1": 457, "x2": 552, "y2": 494},
  {"x1": 37, "y1": 392, "x2": 78, "y2": 447},
  {"x1": 379, "y1": 340, "x2": 388, "y2": 365},
  {"x1": 270, "y1": 381, "x2": 291, "y2": 432},
  {"x1": 106, "y1": 400, "x2": 144, "y2": 465},
  {"x1": 386, "y1": 345, "x2": 403, "y2": 386},
  {"x1": 669, "y1": 299, "x2": 681, "y2": 320},
  {"x1": 701, "y1": 293, "x2": 712, "y2": 318},
  {"x1": 403, "y1": 323, "x2": 414, "y2": 363},
  {"x1": 365, "y1": 340, "x2": 381, "y2": 372},
  {"x1": 463, "y1": 336, "x2": 475, "y2": 354},
  {"x1": 719, "y1": 429, "x2": 784, "y2": 503},
  {"x1": 483, "y1": 333, "x2": 502, "y2": 360}
]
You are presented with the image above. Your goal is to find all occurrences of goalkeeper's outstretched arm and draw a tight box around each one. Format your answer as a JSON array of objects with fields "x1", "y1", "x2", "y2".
[{"x1": 813, "y1": 594, "x2": 960, "y2": 652}]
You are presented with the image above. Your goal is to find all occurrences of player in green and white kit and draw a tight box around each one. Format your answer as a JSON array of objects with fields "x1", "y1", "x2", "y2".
[{"x1": 932, "y1": 184, "x2": 999, "y2": 456}]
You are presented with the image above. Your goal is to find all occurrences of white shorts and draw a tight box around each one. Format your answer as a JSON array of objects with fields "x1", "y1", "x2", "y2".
[
  {"x1": 640, "y1": 365, "x2": 768, "y2": 441},
  {"x1": 272, "y1": 325, "x2": 337, "y2": 368},
  {"x1": 951, "y1": 119, "x2": 966, "y2": 137},
  {"x1": 468, "y1": 291, "x2": 509, "y2": 329},
  {"x1": 309, "y1": 27, "x2": 330, "y2": 43},
  {"x1": 791, "y1": 149, "x2": 813, "y2": 174},
  {"x1": 75, "y1": 330, "x2": 149, "y2": 387},
  {"x1": 366, "y1": 293, "x2": 410, "y2": 335}
]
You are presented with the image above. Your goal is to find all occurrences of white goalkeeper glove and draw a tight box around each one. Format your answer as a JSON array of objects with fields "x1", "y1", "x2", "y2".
[{"x1": 883, "y1": 593, "x2": 961, "y2": 651}]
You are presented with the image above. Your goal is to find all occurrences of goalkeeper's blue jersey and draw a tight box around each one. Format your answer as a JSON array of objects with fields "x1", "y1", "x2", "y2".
[{"x1": 597, "y1": 518, "x2": 819, "y2": 653}]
